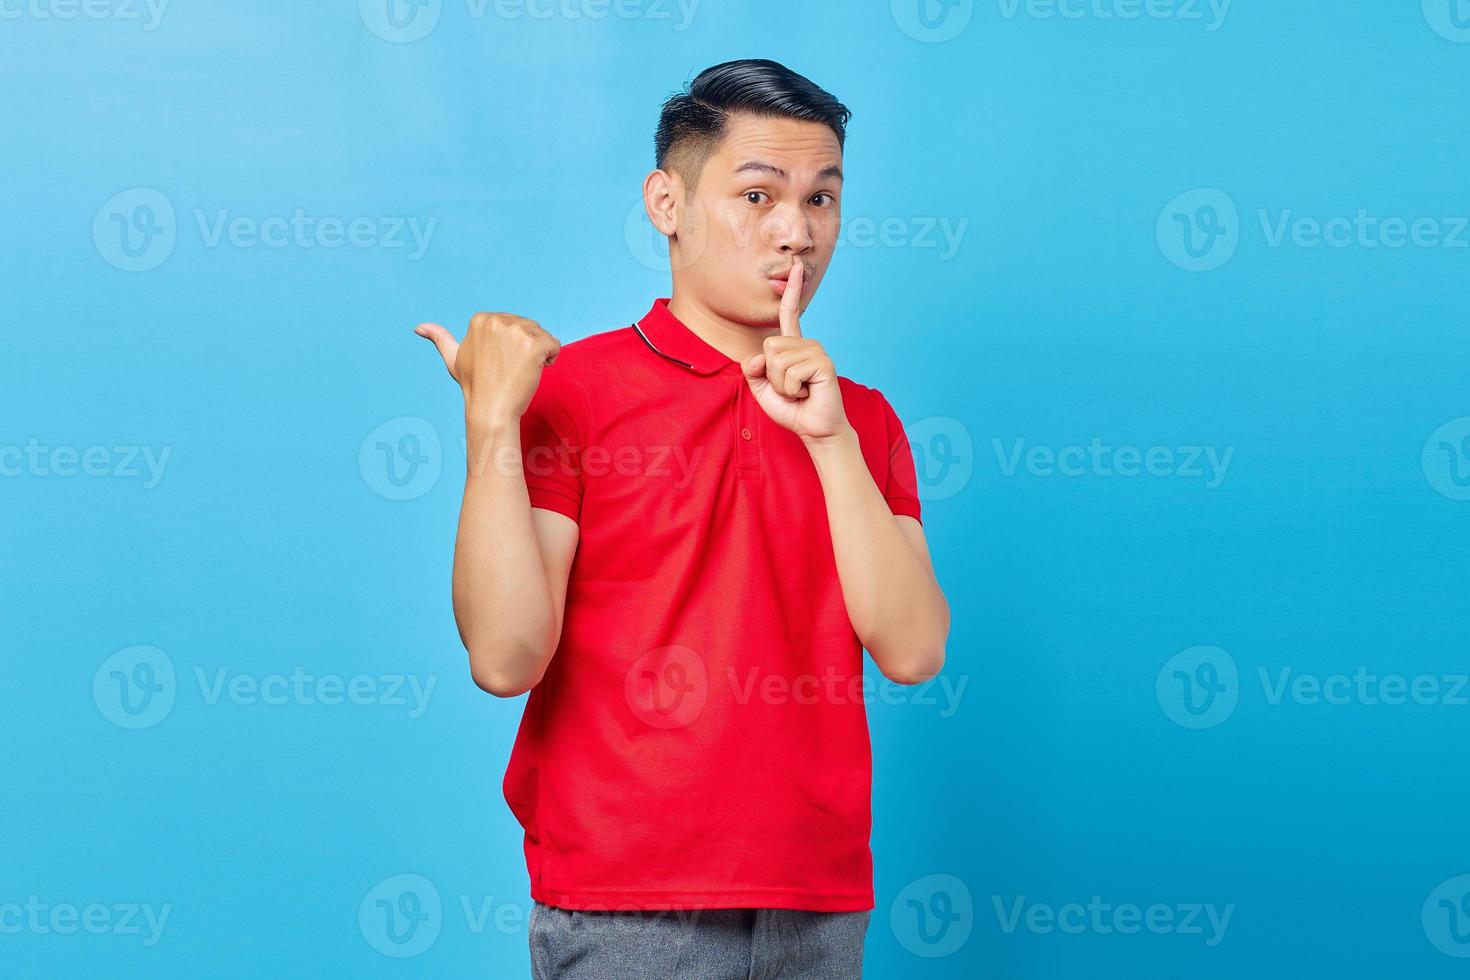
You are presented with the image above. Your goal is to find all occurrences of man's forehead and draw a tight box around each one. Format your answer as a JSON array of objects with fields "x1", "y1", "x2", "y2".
[{"x1": 711, "y1": 114, "x2": 843, "y2": 178}]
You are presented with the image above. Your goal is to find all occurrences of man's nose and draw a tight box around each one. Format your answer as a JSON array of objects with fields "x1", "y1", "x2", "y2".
[{"x1": 765, "y1": 203, "x2": 814, "y2": 254}]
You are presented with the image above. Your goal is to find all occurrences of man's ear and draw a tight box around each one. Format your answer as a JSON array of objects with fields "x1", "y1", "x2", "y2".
[{"x1": 643, "y1": 169, "x2": 681, "y2": 237}]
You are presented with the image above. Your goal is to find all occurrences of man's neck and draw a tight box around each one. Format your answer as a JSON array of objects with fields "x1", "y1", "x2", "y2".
[{"x1": 666, "y1": 290, "x2": 779, "y2": 366}]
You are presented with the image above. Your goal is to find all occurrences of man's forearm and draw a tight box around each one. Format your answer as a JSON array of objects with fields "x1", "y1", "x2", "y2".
[
  {"x1": 807, "y1": 426, "x2": 950, "y2": 684},
  {"x1": 452, "y1": 412, "x2": 558, "y2": 695}
]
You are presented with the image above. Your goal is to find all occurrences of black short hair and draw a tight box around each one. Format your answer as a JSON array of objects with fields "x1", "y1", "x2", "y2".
[{"x1": 654, "y1": 59, "x2": 850, "y2": 191}]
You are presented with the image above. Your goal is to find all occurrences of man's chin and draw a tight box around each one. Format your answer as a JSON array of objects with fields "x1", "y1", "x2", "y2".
[
  {"x1": 751, "y1": 299, "x2": 784, "y2": 328},
  {"x1": 729, "y1": 290, "x2": 781, "y2": 327}
]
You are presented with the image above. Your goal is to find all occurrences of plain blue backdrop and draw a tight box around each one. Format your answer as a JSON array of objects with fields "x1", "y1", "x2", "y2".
[{"x1": 4, "y1": 0, "x2": 1469, "y2": 976}]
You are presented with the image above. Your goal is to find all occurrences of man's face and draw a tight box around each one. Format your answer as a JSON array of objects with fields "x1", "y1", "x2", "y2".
[{"x1": 665, "y1": 112, "x2": 843, "y2": 328}]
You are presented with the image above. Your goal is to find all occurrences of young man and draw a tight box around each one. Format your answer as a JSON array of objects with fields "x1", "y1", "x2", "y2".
[{"x1": 415, "y1": 59, "x2": 950, "y2": 979}]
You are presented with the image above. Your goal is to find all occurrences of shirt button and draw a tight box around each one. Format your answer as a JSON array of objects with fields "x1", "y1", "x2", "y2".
[{"x1": 740, "y1": 426, "x2": 752, "y2": 440}]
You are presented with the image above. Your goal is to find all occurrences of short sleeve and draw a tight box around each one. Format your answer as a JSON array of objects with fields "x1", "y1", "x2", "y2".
[
  {"x1": 517, "y1": 358, "x2": 586, "y2": 523},
  {"x1": 877, "y1": 392, "x2": 923, "y2": 525}
]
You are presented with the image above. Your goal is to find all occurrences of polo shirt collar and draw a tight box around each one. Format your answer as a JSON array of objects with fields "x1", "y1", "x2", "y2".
[{"x1": 633, "y1": 297, "x2": 735, "y2": 376}]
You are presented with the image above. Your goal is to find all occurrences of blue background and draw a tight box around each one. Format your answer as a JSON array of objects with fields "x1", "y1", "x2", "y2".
[{"x1": 4, "y1": 0, "x2": 1469, "y2": 976}]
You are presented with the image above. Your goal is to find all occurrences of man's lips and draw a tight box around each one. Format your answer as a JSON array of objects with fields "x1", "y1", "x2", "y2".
[{"x1": 766, "y1": 266, "x2": 809, "y2": 295}]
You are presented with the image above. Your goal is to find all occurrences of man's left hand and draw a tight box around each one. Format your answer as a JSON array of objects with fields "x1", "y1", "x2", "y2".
[{"x1": 741, "y1": 256, "x2": 852, "y2": 446}]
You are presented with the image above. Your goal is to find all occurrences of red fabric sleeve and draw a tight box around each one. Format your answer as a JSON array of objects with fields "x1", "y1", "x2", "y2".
[
  {"x1": 878, "y1": 392, "x2": 923, "y2": 525},
  {"x1": 517, "y1": 358, "x2": 586, "y2": 523}
]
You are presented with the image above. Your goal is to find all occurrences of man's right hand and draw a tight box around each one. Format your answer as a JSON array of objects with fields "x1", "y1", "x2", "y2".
[{"x1": 415, "y1": 312, "x2": 562, "y2": 422}]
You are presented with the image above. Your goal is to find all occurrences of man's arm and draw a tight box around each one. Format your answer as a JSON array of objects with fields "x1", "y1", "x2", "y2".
[
  {"x1": 807, "y1": 432, "x2": 949, "y2": 684},
  {"x1": 740, "y1": 257, "x2": 949, "y2": 683},
  {"x1": 417, "y1": 312, "x2": 579, "y2": 697},
  {"x1": 453, "y1": 413, "x2": 579, "y2": 695}
]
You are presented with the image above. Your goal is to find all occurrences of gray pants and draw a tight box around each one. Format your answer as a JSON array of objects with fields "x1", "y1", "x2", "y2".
[{"x1": 528, "y1": 900, "x2": 870, "y2": 979}]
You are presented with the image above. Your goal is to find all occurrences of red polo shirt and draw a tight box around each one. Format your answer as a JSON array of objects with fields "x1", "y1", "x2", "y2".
[{"x1": 502, "y1": 297, "x2": 922, "y2": 913}]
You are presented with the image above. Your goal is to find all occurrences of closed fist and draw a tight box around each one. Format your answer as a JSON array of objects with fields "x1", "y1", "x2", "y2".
[{"x1": 415, "y1": 312, "x2": 561, "y2": 422}]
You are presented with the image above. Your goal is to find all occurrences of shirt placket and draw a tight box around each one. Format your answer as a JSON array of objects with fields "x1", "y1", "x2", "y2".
[{"x1": 731, "y1": 370, "x2": 760, "y2": 481}]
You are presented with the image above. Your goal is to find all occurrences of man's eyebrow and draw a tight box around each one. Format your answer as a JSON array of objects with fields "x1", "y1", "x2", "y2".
[{"x1": 732, "y1": 159, "x2": 844, "y2": 183}]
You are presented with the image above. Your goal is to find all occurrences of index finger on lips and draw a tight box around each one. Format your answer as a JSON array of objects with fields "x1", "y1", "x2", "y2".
[{"x1": 779, "y1": 258, "x2": 804, "y2": 338}]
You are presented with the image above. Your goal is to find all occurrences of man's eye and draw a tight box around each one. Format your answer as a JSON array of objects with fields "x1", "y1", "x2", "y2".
[
  {"x1": 745, "y1": 192, "x2": 768, "y2": 205},
  {"x1": 812, "y1": 193, "x2": 834, "y2": 207}
]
